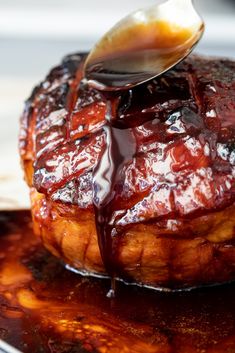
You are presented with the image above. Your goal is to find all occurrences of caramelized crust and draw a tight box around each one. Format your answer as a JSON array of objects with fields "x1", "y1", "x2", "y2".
[
  {"x1": 30, "y1": 188, "x2": 235, "y2": 289},
  {"x1": 20, "y1": 53, "x2": 235, "y2": 289}
]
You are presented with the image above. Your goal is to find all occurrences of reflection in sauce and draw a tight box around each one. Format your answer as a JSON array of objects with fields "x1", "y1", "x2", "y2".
[
  {"x1": 85, "y1": 20, "x2": 202, "y2": 89},
  {"x1": 1, "y1": 211, "x2": 235, "y2": 353}
]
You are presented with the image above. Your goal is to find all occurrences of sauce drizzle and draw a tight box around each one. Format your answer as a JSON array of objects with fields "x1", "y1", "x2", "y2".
[{"x1": 93, "y1": 98, "x2": 137, "y2": 293}]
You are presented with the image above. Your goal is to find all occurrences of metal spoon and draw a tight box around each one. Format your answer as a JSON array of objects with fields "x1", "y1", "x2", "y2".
[{"x1": 84, "y1": 0, "x2": 204, "y2": 91}]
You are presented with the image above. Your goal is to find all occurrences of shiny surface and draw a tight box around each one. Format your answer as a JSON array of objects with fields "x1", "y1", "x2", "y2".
[
  {"x1": 2, "y1": 211, "x2": 235, "y2": 352},
  {"x1": 20, "y1": 53, "x2": 235, "y2": 211},
  {"x1": 20, "y1": 53, "x2": 235, "y2": 289},
  {"x1": 84, "y1": 0, "x2": 204, "y2": 90}
]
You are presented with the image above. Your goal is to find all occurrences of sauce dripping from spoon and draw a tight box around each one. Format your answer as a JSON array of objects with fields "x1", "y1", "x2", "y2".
[
  {"x1": 85, "y1": 1, "x2": 204, "y2": 295},
  {"x1": 84, "y1": 0, "x2": 204, "y2": 91}
]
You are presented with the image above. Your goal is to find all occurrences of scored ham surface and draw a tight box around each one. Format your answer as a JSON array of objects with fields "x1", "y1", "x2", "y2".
[{"x1": 20, "y1": 53, "x2": 235, "y2": 289}]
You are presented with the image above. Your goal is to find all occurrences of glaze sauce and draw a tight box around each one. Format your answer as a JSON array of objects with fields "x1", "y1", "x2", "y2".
[
  {"x1": 93, "y1": 120, "x2": 136, "y2": 284},
  {"x1": 1, "y1": 211, "x2": 235, "y2": 353}
]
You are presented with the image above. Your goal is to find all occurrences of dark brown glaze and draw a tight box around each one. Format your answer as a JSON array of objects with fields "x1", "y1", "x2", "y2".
[
  {"x1": 2, "y1": 211, "x2": 235, "y2": 353},
  {"x1": 93, "y1": 116, "x2": 137, "y2": 285},
  {"x1": 20, "y1": 53, "x2": 235, "y2": 289}
]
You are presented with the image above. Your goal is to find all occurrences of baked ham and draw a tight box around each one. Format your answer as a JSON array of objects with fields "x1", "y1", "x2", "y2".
[{"x1": 20, "y1": 53, "x2": 235, "y2": 290}]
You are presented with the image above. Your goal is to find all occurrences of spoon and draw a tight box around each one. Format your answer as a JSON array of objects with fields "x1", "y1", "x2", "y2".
[{"x1": 84, "y1": 0, "x2": 204, "y2": 91}]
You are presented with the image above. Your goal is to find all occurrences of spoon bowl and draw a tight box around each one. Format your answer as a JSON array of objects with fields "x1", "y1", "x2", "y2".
[{"x1": 84, "y1": 0, "x2": 204, "y2": 91}]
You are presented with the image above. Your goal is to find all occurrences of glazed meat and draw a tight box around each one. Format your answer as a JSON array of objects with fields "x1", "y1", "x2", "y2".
[{"x1": 20, "y1": 53, "x2": 235, "y2": 290}]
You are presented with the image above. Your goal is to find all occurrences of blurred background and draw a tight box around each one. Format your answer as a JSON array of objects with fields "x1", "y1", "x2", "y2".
[{"x1": 0, "y1": 0, "x2": 234, "y2": 209}]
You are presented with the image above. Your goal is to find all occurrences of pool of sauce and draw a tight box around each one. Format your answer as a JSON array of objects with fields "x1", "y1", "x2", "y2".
[{"x1": 1, "y1": 211, "x2": 235, "y2": 352}]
